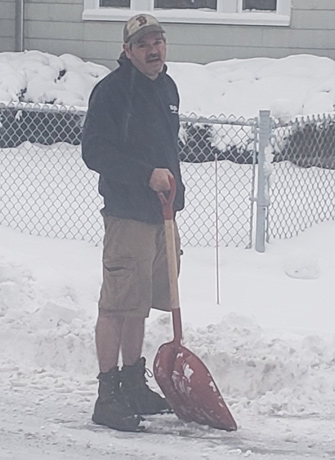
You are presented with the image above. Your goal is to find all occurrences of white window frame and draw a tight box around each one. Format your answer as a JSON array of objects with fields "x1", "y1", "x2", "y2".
[{"x1": 83, "y1": 0, "x2": 291, "y2": 26}]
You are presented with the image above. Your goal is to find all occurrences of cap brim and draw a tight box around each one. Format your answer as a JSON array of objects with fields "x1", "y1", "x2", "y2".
[{"x1": 127, "y1": 25, "x2": 165, "y2": 44}]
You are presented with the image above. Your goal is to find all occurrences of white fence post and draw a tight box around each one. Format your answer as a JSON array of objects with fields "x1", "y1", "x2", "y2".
[{"x1": 255, "y1": 110, "x2": 271, "y2": 253}]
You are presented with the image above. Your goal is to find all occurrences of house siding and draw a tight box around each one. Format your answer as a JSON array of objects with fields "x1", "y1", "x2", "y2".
[
  {"x1": 2, "y1": 0, "x2": 335, "y2": 69},
  {"x1": 0, "y1": 0, "x2": 16, "y2": 52}
]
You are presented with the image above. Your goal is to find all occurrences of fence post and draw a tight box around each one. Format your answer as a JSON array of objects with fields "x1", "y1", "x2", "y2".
[{"x1": 255, "y1": 110, "x2": 271, "y2": 253}]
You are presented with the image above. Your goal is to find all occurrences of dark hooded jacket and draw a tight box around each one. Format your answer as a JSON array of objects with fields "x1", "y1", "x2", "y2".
[{"x1": 81, "y1": 56, "x2": 185, "y2": 224}]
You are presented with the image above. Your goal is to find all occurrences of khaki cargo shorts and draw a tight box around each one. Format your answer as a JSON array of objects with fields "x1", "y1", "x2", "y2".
[{"x1": 98, "y1": 215, "x2": 181, "y2": 318}]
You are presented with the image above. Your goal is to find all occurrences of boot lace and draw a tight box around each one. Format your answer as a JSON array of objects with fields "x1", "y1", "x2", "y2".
[{"x1": 144, "y1": 366, "x2": 153, "y2": 380}]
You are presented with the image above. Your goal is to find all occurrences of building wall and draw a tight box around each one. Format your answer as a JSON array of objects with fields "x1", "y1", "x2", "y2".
[
  {"x1": 2, "y1": 0, "x2": 335, "y2": 70},
  {"x1": 0, "y1": 0, "x2": 16, "y2": 52},
  {"x1": 168, "y1": 0, "x2": 335, "y2": 62}
]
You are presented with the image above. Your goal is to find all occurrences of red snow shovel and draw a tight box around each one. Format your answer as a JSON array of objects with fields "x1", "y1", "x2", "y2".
[{"x1": 153, "y1": 177, "x2": 237, "y2": 431}]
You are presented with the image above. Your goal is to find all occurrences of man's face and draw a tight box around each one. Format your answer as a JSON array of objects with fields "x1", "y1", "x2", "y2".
[{"x1": 123, "y1": 32, "x2": 166, "y2": 80}]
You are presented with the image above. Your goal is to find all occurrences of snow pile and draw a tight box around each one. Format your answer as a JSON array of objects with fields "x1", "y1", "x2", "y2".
[
  {"x1": 0, "y1": 50, "x2": 109, "y2": 106},
  {"x1": 148, "y1": 314, "x2": 335, "y2": 419},
  {"x1": 1, "y1": 222, "x2": 334, "y2": 425},
  {"x1": 284, "y1": 250, "x2": 320, "y2": 279},
  {"x1": 1, "y1": 50, "x2": 335, "y2": 120}
]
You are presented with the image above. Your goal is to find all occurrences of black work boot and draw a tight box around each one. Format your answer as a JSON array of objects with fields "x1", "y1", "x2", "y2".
[
  {"x1": 120, "y1": 357, "x2": 171, "y2": 415},
  {"x1": 92, "y1": 367, "x2": 143, "y2": 432}
]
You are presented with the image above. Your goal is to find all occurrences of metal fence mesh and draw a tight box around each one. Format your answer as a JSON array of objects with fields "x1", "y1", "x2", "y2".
[
  {"x1": 0, "y1": 103, "x2": 257, "y2": 248},
  {"x1": 268, "y1": 115, "x2": 335, "y2": 239},
  {"x1": 1, "y1": 102, "x2": 334, "y2": 249},
  {"x1": 0, "y1": 103, "x2": 103, "y2": 243},
  {"x1": 178, "y1": 115, "x2": 256, "y2": 247}
]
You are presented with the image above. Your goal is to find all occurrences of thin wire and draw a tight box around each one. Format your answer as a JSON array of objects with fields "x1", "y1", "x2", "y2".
[{"x1": 215, "y1": 152, "x2": 220, "y2": 305}]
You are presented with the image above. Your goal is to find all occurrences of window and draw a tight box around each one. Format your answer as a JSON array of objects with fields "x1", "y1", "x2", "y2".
[
  {"x1": 242, "y1": 0, "x2": 276, "y2": 10},
  {"x1": 100, "y1": 0, "x2": 130, "y2": 6},
  {"x1": 83, "y1": 0, "x2": 290, "y2": 26},
  {"x1": 154, "y1": 0, "x2": 217, "y2": 9}
]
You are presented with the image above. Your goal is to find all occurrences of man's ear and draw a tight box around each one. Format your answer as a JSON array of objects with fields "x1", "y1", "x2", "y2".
[{"x1": 123, "y1": 42, "x2": 131, "y2": 58}]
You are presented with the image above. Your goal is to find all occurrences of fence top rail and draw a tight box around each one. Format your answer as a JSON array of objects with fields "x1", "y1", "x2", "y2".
[
  {"x1": 0, "y1": 101, "x2": 87, "y2": 117},
  {"x1": 0, "y1": 101, "x2": 258, "y2": 127},
  {"x1": 273, "y1": 111, "x2": 335, "y2": 129},
  {"x1": 179, "y1": 112, "x2": 257, "y2": 127},
  {"x1": 2, "y1": 102, "x2": 334, "y2": 128}
]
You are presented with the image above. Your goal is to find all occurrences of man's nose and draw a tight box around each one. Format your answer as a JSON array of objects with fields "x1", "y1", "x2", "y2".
[{"x1": 147, "y1": 43, "x2": 160, "y2": 53}]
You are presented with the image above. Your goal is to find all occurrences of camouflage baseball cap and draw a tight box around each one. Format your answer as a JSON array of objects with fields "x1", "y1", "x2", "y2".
[{"x1": 123, "y1": 14, "x2": 165, "y2": 44}]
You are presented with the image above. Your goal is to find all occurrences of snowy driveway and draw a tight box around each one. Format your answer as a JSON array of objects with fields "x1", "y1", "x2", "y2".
[{"x1": 0, "y1": 365, "x2": 333, "y2": 460}]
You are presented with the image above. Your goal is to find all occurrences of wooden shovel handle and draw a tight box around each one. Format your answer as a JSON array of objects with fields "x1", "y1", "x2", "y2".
[
  {"x1": 158, "y1": 177, "x2": 182, "y2": 344},
  {"x1": 163, "y1": 219, "x2": 180, "y2": 311},
  {"x1": 158, "y1": 175, "x2": 176, "y2": 220}
]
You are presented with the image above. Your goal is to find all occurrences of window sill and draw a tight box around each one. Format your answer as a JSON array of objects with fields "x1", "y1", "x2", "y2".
[{"x1": 82, "y1": 8, "x2": 290, "y2": 27}]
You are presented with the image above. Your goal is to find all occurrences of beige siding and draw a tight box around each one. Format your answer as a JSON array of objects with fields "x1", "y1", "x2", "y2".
[
  {"x1": 0, "y1": 0, "x2": 16, "y2": 51},
  {"x1": 5, "y1": 0, "x2": 335, "y2": 69}
]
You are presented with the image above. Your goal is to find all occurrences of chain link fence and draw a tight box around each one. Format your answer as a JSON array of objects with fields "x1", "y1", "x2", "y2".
[
  {"x1": 0, "y1": 103, "x2": 102, "y2": 243},
  {"x1": 178, "y1": 114, "x2": 257, "y2": 247},
  {"x1": 0, "y1": 102, "x2": 257, "y2": 248},
  {"x1": 1, "y1": 102, "x2": 334, "y2": 249},
  {"x1": 268, "y1": 114, "x2": 335, "y2": 240}
]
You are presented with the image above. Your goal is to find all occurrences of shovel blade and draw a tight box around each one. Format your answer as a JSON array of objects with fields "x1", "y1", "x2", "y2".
[{"x1": 153, "y1": 341, "x2": 237, "y2": 431}]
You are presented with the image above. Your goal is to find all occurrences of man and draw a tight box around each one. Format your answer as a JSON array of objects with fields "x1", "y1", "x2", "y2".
[{"x1": 81, "y1": 14, "x2": 185, "y2": 432}]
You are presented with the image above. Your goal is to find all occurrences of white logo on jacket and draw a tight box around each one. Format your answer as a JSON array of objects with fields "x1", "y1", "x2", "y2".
[{"x1": 169, "y1": 104, "x2": 178, "y2": 114}]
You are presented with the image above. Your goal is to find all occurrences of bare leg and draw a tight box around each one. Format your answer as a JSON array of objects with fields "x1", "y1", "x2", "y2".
[
  {"x1": 121, "y1": 317, "x2": 145, "y2": 366},
  {"x1": 95, "y1": 310, "x2": 124, "y2": 372},
  {"x1": 119, "y1": 316, "x2": 170, "y2": 415}
]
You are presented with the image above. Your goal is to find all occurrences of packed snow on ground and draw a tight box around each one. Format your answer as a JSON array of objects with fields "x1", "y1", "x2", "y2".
[
  {"x1": 1, "y1": 219, "x2": 335, "y2": 460},
  {"x1": 0, "y1": 50, "x2": 335, "y2": 459}
]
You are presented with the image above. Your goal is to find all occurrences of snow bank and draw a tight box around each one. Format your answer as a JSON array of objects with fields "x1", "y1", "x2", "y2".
[
  {"x1": 1, "y1": 50, "x2": 335, "y2": 120},
  {"x1": 0, "y1": 50, "x2": 109, "y2": 106},
  {"x1": 1, "y1": 225, "x2": 334, "y2": 425}
]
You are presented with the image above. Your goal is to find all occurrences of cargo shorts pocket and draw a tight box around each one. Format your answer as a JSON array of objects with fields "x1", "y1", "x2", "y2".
[{"x1": 100, "y1": 256, "x2": 139, "y2": 311}]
